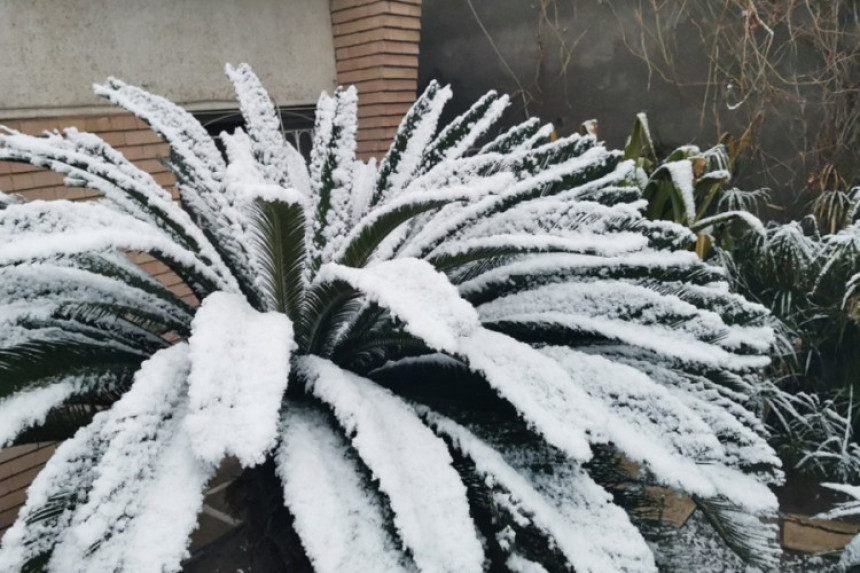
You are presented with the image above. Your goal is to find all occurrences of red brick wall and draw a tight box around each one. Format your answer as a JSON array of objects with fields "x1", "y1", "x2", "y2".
[
  {"x1": 0, "y1": 444, "x2": 57, "y2": 538},
  {"x1": 331, "y1": 0, "x2": 422, "y2": 160}
]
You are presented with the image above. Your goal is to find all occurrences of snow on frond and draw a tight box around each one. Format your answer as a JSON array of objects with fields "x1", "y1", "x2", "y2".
[
  {"x1": 814, "y1": 484, "x2": 860, "y2": 569},
  {"x1": 351, "y1": 157, "x2": 378, "y2": 224},
  {"x1": 819, "y1": 221, "x2": 860, "y2": 280},
  {"x1": 0, "y1": 200, "x2": 236, "y2": 293},
  {"x1": 94, "y1": 77, "x2": 257, "y2": 291},
  {"x1": 374, "y1": 81, "x2": 452, "y2": 207},
  {"x1": 420, "y1": 91, "x2": 508, "y2": 173},
  {"x1": 478, "y1": 280, "x2": 772, "y2": 355},
  {"x1": 461, "y1": 197, "x2": 648, "y2": 241},
  {"x1": 541, "y1": 346, "x2": 777, "y2": 514},
  {"x1": 517, "y1": 123, "x2": 555, "y2": 151},
  {"x1": 315, "y1": 259, "x2": 478, "y2": 353},
  {"x1": 299, "y1": 356, "x2": 484, "y2": 573},
  {"x1": 0, "y1": 346, "x2": 210, "y2": 573},
  {"x1": 718, "y1": 187, "x2": 770, "y2": 216},
  {"x1": 222, "y1": 130, "x2": 308, "y2": 312},
  {"x1": 458, "y1": 328, "x2": 605, "y2": 461},
  {"x1": 425, "y1": 412, "x2": 657, "y2": 572},
  {"x1": 429, "y1": 232, "x2": 649, "y2": 264},
  {"x1": 338, "y1": 172, "x2": 514, "y2": 267},
  {"x1": 225, "y1": 62, "x2": 311, "y2": 196},
  {"x1": 0, "y1": 129, "x2": 235, "y2": 284},
  {"x1": 458, "y1": 251, "x2": 715, "y2": 303},
  {"x1": 185, "y1": 292, "x2": 294, "y2": 467},
  {"x1": 276, "y1": 404, "x2": 413, "y2": 573},
  {"x1": 370, "y1": 81, "x2": 452, "y2": 205},
  {"x1": 0, "y1": 382, "x2": 77, "y2": 447},
  {"x1": 307, "y1": 88, "x2": 360, "y2": 269},
  {"x1": 765, "y1": 221, "x2": 819, "y2": 273},
  {"x1": 644, "y1": 279, "x2": 770, "y2": 326},
  {"x1": 816, "y1": 483, "x2": 860, "y2": 520},
  {"x1": 478, "y1": 117, "x2": 546, "y2": 154},
  {"x1": 610, "y1": 356, "x2": 781, "y2": 482},
  {"x1": 94, "y1": 78, "x2": 225, "y2": 187},
  {"x1": 0, "y1": 411, "x2": 110, "y2": 570},
  {"x1": 400, "y1": 148, "x2": 629, "y2": 260},
  {"x1": 0, "y1": 262, "x2": 192, "y2": 331},
  {"x1": 695, "y1": 497, "x2": 781, "y2": 570},
  {"x1": 692, "y1": 210, "x2": 766, "y2": 237},
  {"x1": 0, "y1": 190, "x2": 23, "y2": 207},
  {"x1": 659, "y1": 160, "x2": 696, "y2": 224},
  {"x1": 47, "y1": 344, "x2": 211, "y2": 572}
]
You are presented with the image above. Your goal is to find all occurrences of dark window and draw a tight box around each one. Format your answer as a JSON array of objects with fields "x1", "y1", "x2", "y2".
[{"x1": 195, "y1": 105, "x2": 315, "y2": 161}]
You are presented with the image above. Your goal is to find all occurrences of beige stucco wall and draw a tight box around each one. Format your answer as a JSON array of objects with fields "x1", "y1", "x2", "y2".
[{"x1": 0, "y1": 0, "x2": 337, "y2": 119}]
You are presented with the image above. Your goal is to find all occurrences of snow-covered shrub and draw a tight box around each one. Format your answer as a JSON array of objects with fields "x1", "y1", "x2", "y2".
[
  {"x1": 623, "y1": 113, "x2": 765, "y2": 260},
  {"x1": 723, "y1": 207, "x2": 860, "y2": 481},
  {"x1": 0, "y1": 64, "x2": 783, "y2": 572}
]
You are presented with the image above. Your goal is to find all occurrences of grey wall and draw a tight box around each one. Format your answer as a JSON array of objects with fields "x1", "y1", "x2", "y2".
[
  {"x1": 0, "y1": 0, "x2": 337, "y2": 118},
  {"x1": 420, "y1": 1, "x2": 710, "y2": 151},
  {"x1": 420, "y1": 0, "x2": 840, "y2": 203}
]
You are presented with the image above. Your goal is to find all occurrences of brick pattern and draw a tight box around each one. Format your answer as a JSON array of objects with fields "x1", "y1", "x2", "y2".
[
  {"x1": 0, "y1": 113, "x2": 194, "y2": 535},
  {"x1": 0, "y1": 444, "x2": 57, "y2": 536},
  {"x1": 331, "y1": 0, "x2": 422, "y2": 160}
]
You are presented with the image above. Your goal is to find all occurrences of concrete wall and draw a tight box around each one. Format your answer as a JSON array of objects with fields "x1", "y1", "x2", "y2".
[
  {"x1": 419, "y1": 0, "x2": 839, "y2": 202},
  {"x1": 0, "y1": 0, "x2": 338, "y2": 118}
]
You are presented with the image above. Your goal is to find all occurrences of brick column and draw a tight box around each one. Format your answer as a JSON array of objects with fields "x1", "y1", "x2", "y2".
[{"x1": 330, "y1": 0, "x2": 422, "y2": 160}]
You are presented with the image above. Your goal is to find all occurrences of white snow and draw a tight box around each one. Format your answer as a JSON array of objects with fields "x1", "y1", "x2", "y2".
[
  {"x1": 299, "y1": 356, "x2": 484, "y2": 573},
  {"x1": 276, "y1": 404, "x2": 413, "y2": 573},
  {"x1": 426, "y1": 412, "x2": 657, "y2": 572},
  {"x1": 541, "y1": 346, "x2": 778, "y2": 512},
  {"x1": 0, "y1": 345, "x2": 213, "y2": 573},
  {"x1": 662, "y1": 160, "x2": 697, "y2": 224},
  {"x1": 0, "y1": 410, "x2": 111, "y2": 571},
  {"x1": 46, "y1": 344, "x2": 212, "y2": 573},
  {"x1": 457, "y1": 328, "x2": 605, "y2": 461},
  {"x1": 350, "y1": 157, "x2": 379, "y2": 224},
  {"x1": 225, "y1": 63, "x2": 311, "y2": 196},
  {"x1": 337, "y1": 172, "x2": 514, "y2": 265},
  {"x1": 315, "y1": 259, "x2": 478, "y2": 353},
  {"x1": 399, "y1": 146, "x2": 626, "y2": 260},
  {"x1": 477, "y1": 280, "x2": 772, "y2": 364},
  {"x1": 94, "y1": 76, "x2": 260, "y2": 290},
  {"x1": 0, "y1": 382, "x2": 77, "y2": 447},
  {"x1": 430, "y1": 232, "x2": 648, "y2": 261},
  {"x1": 0, "y1": 128, "x2": 234, "y2": 284},
  {"x1": 0, "y1": 262, "x2": 192, "y2": 331},
  {"x1": 185, "y1": 292, "x2": 295, "y2": 467},
  {"x1": 458, "y1": 250, "x2": 706, "y2": 299},
  {"x1": 375, "y1": 82, "x2": 452, "y2": 206},
  {"x1": 94, "y1": 77, "x2": 225, "y2": 188},
  {"x1": 0, "y1": 200, "x2": 236, "y2": 293},
  {"x1": 430, "y1": 94, "x2": 510, "y2": 165}
]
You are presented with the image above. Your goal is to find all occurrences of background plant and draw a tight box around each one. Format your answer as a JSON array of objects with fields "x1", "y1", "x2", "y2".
[
  {"x1": 723, "y1": 188, "x2": 860, "y2": 481},
  {"x1": 615, "y1": 0, "x2": 860, "y2": 208},
  {"x1": 622, "y1": 112, "x2": 767, "y2": 258}
]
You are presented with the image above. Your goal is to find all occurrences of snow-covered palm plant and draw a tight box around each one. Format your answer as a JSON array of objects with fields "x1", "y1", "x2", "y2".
[{"x1": 0, "y1": 64, "x2": 783, "y2": 572}]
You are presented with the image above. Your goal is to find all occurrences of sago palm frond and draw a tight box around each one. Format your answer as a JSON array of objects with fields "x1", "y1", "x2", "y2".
[{"x1": 0, "y1": 64, "x2": 783, "y2": 572}]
